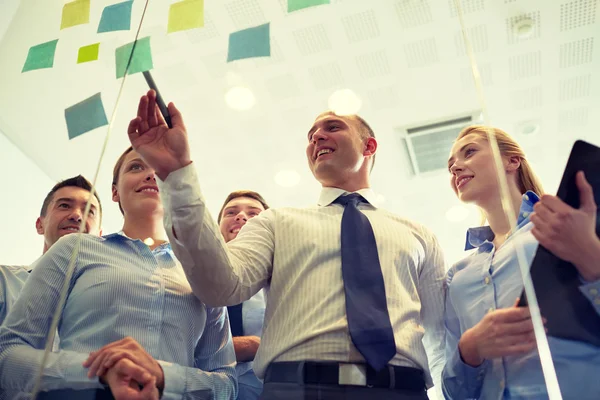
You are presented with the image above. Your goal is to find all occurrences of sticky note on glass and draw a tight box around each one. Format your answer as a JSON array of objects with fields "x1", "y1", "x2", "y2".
[
  {"x1": 115, "y1": 36, "x2": 153, "y2": 79},
  {"x1": 167, "y1": 0, "x2": 204, "y2": 33},
  {"x1": 60, "y1": 0, "x2": 90, "y2": 30},
  {"x1": 227, "y1": 23, "x2": 270, "y2": 62},
  {"x1": 98, "y1": 1, "x2": 133, "y2": 33},
  {"x1": 22, "y1": 39, "x2": 59, "y2": 73},
  {"x1": 288, "y1": 0, "x2": 330, "y2": 13},
  {"x1": 64, "y1": 93, "x2": 109, "y2": 140},
  {"x1": 77, "y1": 43, "x2": 100, "y2": 63}
]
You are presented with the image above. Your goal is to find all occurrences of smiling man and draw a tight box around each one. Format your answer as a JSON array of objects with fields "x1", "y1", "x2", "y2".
[
  {"x1": 0, "y1": 175, "x2": 102, "y2": 324},
  {"x1": 123, "y1": 89, "x2": 447, "y2": 400}
]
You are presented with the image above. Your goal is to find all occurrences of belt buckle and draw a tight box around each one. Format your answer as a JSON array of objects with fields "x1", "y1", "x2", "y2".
[{"x1": 338, "y1": 363, "x2": 367, "y2": 386}]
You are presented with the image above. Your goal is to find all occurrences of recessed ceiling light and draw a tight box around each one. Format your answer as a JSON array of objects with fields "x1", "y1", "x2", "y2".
[
  {"x1": 328, "y1": 89, "x2": 362, "y2": 115},
  {"x1": 445, "y1": 205, "x2": 470, "y2": 222},
  {"x1": 513, "y1": 17, "x2": 535, "y2": 39},
  {"x1": 518, "y1": 121, "x2": 540, "y2": 136},
  {"x1": 274, "y1": 170, "x2": 301, "y2": 188},
  {"x1": 225, "y1": 86, "x2": 255, "y2": 110}
]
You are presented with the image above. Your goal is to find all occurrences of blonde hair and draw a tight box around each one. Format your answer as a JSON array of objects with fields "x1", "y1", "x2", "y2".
[
  {"x1": 112, "y1": 146, "x2": 134, "y2": 215},
  {"x1": 456, "y1": 125, "x2": 544, "y2": 224}
]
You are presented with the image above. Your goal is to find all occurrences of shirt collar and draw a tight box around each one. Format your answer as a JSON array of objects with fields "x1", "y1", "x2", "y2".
[
  {"x1": 464, "y1": 191, "x2": 540, "y2": 250},
  {"x1": 103, "y1": 231, "x2": 171, "y2": 251},
  {"x1": 317, "y1": 187, "x2": 380, "y2": 208}
]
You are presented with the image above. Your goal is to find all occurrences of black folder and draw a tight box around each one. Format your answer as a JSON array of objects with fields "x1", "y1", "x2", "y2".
[{"x1": 519, "y1": 140, "x2": 600, "y2": 347}]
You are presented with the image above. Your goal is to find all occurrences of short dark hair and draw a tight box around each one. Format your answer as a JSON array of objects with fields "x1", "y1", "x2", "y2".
[
  {"x1": 217, "y1": 190, "x2": 270, "y2": 224},
  {"x1": 316, "y1": 111, "x2": 377, "y2": 171},
  {"x1": 40, "y1": 175, "x2": 103, "y2": 224}
]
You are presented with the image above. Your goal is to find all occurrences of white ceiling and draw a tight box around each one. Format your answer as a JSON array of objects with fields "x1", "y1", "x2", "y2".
[{"x1": 1, "y1": 0, "x2": 599, "y2": 266}]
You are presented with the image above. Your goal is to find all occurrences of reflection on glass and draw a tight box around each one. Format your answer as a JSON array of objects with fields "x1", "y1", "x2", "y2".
[{"x1": 0, "y1": 0, "x2": 599, "y2": 399}]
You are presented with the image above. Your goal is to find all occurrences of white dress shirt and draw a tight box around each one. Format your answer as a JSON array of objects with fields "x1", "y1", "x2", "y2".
[{"x1": 157, "y1": 164, "x2": 446, "y2": 392}]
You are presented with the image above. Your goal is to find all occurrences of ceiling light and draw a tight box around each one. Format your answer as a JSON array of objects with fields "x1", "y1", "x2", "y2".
[
  {"x1": 445, "y1": 205, "x2": 470, "y2": 223},
  {"x1": 274, "y1": 170, "x2": 301, "y2": 188},
  {"x1": 225, "y1": 86, "x2": 255, "y2": 110},
  {"x1": 328, "y1": 89, "x2": 362, "y2": 115},
  {"x1": 513, "y1": 17, "x2": 535, "y2": 39},
  {"x1": 521, "y1": 123, "x2": 539, "y2": 136}
]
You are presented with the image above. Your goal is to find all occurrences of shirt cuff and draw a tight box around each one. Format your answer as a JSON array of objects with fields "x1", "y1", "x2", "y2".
[
  {"x1": 579, "y1": 279, "x2": 600, "y2": 314},
  {"x1": 156, "y1": 162, "x2": 203, "y2": 210},
  {"x1": 448, "y1": 345, "x2": 487, "y2": 396},
  {"x1": 158, "y1": 360, "x2": 186, "y2": 400},
  {"x1": 64, "y1": 350, "x2": 103, "y2": 389}
]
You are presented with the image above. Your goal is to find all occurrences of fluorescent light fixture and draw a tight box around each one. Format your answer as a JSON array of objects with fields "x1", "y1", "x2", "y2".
[
  {"x1": 445, "y1": 204, "x2": 470, "y2": 222},
  {"x1": 274, "y1": 170, "x2": 301, "y2": 187},
  {"x1": 328, "y1": 89, "x2": 362, "y2": 115},
  {"x1": 225, "y1": 86, "x2": 255, "y2": 110}
]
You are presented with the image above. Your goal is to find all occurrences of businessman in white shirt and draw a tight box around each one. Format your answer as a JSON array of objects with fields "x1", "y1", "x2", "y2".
[{"x1": 121, "y1": 90, "x2": 446, "y2": 399}]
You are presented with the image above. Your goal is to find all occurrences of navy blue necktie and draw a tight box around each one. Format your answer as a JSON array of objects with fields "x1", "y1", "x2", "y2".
[
  {"x1": 227, "y1": 304, "x2": 244, "y2": 337},
  {"x1": 336, "y1": 193, "x2": 396, "y2": 371}
]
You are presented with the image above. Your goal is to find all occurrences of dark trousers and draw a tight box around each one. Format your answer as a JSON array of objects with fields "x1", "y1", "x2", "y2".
[{"x1": 259, "y1": 382, "x2": 429, "y2": 400}]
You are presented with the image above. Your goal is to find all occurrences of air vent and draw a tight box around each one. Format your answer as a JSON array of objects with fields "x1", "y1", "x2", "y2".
[{"x1": 398, "y1": 111, "x2": 482, "y2": 175}]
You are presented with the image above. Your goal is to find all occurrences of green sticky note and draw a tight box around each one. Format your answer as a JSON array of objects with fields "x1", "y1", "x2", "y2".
[
  {"x1": 64, "y1": 93, "x2": 109, "y2": 140},
  {"x1": 77, "y1": 43, "x2": 100, "y2": 63},
  {"x1": 167, "y1": 0, "x2": 204, "y2": 33},
  {"x1": 227, "y1": 23, "x2": 270, "y2": 62},
  {"x1": 60, "y1": 0, "x2": 90, "y2": 30},
  {"x1": 288, "y1": 0, "x2": 330, "y2": 13},
  {"x1": 98, "y1": 1, "x2": 133, "y2": 33},
  {"x1": 115, "y1": 36, "x2": 154, "y2": 79},
  {"x1": 22, "y1": 39, "x2": 59, "y2": 72}
]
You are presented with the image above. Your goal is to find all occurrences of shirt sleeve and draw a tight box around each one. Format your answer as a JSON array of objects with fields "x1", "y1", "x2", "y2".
[
  {"x1": 157, "y1": 163, "x2": 274, "y2": 307},
  {"x1": 579, "y1": 279, "x2": 600, "y2": 316},
  {"x1": 417, "y1": 232, "x2": 447, "y2": 399},
  {"x1": 0, "y1": 236, "x2": 103, "y2": 394},
  {"x1": 159, "y1": 306, "x2": 237, "y2": 400},
  {"x1": 441, "y1": 268, "x2": 488, "y2": 400}
]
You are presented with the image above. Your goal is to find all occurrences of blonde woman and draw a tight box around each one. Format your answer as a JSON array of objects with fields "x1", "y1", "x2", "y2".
[{"x1": 443, "y1": 126, "x2": 600, "y2": 399}]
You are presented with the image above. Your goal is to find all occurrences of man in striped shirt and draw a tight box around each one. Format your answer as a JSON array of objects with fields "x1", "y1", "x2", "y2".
[
  {"x1": 0, "y1": 175, "x2": 102, "y2": 325},
  {"x1": 119, "y1": 90, "x2": 447, "y2": 399}
]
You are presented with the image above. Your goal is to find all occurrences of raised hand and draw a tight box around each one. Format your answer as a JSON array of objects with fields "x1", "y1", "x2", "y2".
[
  {"x1": 128, "y1": 89, "x2": 192, "y2": 180},
  {"x1": 531, "y1": 171, "x2": 600, "y2": 281},
  {"x1": 458, "y1": 299, "x2": 543, "y2": 367}
]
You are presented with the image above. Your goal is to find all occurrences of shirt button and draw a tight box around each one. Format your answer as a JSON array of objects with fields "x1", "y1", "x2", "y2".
[
  {"x1": 590, "y1": 288, "x2": 599, "y2": 296},
  {"x1": 484, "y1": 277, "x2": 491, "y2": 285}
]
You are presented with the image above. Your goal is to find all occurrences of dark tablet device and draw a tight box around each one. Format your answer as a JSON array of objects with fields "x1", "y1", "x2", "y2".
[{"x1": 518, "y1": 140, "x2": 600, "y2": 347}]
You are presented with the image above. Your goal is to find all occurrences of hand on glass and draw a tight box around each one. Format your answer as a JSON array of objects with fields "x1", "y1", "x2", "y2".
[{"x1": 127, "y1": 89, "x2": 192, "y2": 181}]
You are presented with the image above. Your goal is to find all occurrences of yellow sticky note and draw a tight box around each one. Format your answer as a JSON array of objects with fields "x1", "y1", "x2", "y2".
[
  {"x1": 61, "y1": 0, "x2": 90, "y2": 30},
  {"x1": 167, "y1": 0, "x2": 204, "y2": 34},
  {"x1": 77, "y1": 43, "x2": 100, "y2": 64}
]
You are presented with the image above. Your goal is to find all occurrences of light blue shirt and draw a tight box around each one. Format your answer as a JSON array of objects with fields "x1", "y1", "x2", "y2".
[
  {"x1": 0, "y1": 232, "x2": 237, "y2": 400},
  {"x1": 0, "y1": 264, "x2": 30, "y2": 324},
  {"x1": 442, "y1": 191, "x2": 600, "y2": 400},
  {"x1": 237, "y1": 290, "x2": 266, "y2": 400}
]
